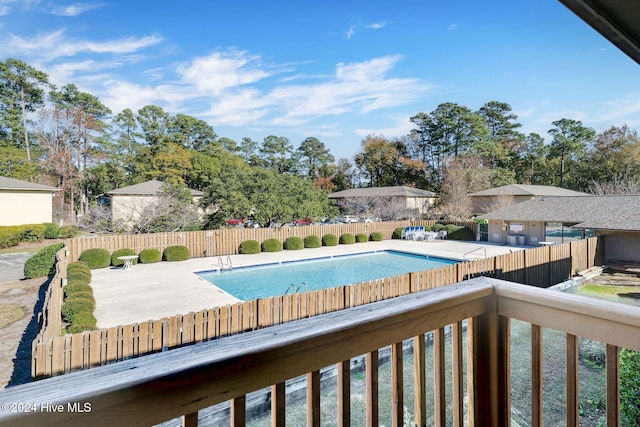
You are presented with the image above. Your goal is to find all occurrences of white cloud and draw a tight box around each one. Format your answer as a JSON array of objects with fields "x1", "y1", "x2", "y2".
[
  {"x1": 198, "y1": 54, "x2": 433, "y2": 130},
  {"x1": 49, "y1": 2, "x2": 104, "y2": 16},
  {"x1": 367, "y1": 21, "x2": 387, "y2": 30},
  {"x1": 0, "y1": 5, "x2": 10, "y2": 15},
  {"x1": 345, "y1": 26, "x2": 356, "y2": 39},
  {"x1": 600, "y1": 93, "x2": 640, "y2": 123},
  {"x1": 355, "y1": 114, "x2": 415, "y2": 139},
  {"x1": 101, "y1": 80, "x2": 192, "y2": 114},
  {"x1": 3, "y1": 30, "x2": 163, "y2": 60},
  {"x1": 177, "y1": 50, "x2": 270, "y2": 95},
  {"x1": 336, "y1": 55, "x2": 401, "y2": 82}
]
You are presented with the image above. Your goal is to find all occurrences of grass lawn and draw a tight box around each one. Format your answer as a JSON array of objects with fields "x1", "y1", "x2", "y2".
[{"x1": 243, "y1": 321, "x2": 607, "y2": 426}]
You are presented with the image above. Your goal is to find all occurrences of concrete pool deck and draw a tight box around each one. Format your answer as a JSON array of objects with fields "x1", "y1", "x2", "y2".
[{"x1": 90, "y1": 239, "x2": 529, "y2": 328}]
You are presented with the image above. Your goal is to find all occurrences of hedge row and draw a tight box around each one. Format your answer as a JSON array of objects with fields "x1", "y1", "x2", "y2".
[
  {"x1": 0, "y1": 223, "x2": 79, "y2": 249},
  {"x1": 63, "y1": 261, "x2": 96, "y2": 333},
  {"x1": 239, "y1": 232, "x2": 384, "y2": 254},
  {"x1": 23, "y1": 243, "x2": 65, "y2": 279},
  {"x1": 77, "y1": 246, "x2": 189, "y2": 269}
]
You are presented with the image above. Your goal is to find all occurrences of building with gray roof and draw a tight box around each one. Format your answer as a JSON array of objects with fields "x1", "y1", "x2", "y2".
[
  {"x1": 329, "y1": 186, "x2": 437, "y2": 217},
  {"x1": 0, "y1": 176, "x2": 60, "y2": 226},
  {"x1": 468, "y1": 184, "x2": 589, "y2": 214},
  {"x1": 479, "y1": 195, "x2": 640, "y2": 263}
]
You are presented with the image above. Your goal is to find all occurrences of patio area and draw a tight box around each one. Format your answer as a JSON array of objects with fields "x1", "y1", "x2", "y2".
[{"x1": 90, "y1": 239, "x2": 527, "y2": 328}]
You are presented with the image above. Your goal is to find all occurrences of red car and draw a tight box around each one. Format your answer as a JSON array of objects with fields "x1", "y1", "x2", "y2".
[
  {"x1": 225, "y1": 218, "x2": 244, "y2": 226},
  {"x1": 294, "y1": 218, "x2": 313, "y2": 226}
]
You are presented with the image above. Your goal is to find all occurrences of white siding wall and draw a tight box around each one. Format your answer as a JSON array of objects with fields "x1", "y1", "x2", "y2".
[{"x1": 0, "y1": 191, "x2": 54, "y2": 226}]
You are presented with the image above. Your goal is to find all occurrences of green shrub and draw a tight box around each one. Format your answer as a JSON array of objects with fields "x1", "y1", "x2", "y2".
[
  {"x1": 239, "y1": 240, "x2": 260, "y2": 254},
  {"x1": 23, "y1": 242, "x2": 64, "y2": 279},
  {"x1": 370, "y1": 232, "x2": 384, "y2": 241},
  {"x1": 66, "y1": 270, "x2": 91, "y2": 285},
  {"x1": 64, "y1": 283, "x2": 93, "y2": 298},
  {"x1": 0, "y1": 227, "x2": 23, "y2": 248},
  {"x1": 58, "y1": 225, "x2": 80, "y2": 239},
  {"x1": 67, "y1": 261, "x2": 91, "y2": 276},
  {"x1": 304, "y1": 235, "x2": 322, "y2": 248},
  {"x1": 621, "y1": 349, "x2": 640, "y2": 425},
  {"x1": 43, "y1": 222, "x2": 61, "y2": 239},
  {"x1": 284, "y1": 236, "x2": 304, "y2": 250},
  {"x1": 445, "y1": 224, "x2": 474, "y2": 241},
  {"x1": 355, "y1": 233, "x2": 368, "y2": 243},
  {"x1": 432, "y1": 223, "x2": 445, "y2": 232},
  {"x1": 139, "y1": 248, "x2": 162, "y2": 263},
  {"x1": 67, "y1": 260, "x2": 90, "y2": 271},
  {"x1": 66, "y1": 291, "x2": 95, "y2": 303},
  {"x1": 111, "y1": 248, "x2": 137, "y2": 267},
  {"x1": 339, "y1": 233, "x2": 356, "y2": 244},
  {"x1": 261, "y1": 238, "x2": 283, "y2": 252},
  {"x1": 322, "y1": 234, "x2": 338, "y2": 246},
  {"x1": 22, "y1": 224, "x2": 46, "y2": 242},
  {"x1": 66, "y1": 312, "x2": 97, "y2": 333},
  {"x1": 163, "y1": 245, "x2": 190, "y2": 261},
  {"x1": 79, "y1": 248, "x2": 111, "y2": 269},
  {"x1": 392, "y1": 227, "x2": 404, "y2": 239},
  {"x1": 62, "y1": 298, "x2": 96, "y2": 323}
]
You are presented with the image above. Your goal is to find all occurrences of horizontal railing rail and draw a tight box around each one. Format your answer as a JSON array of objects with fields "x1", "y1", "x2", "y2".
[{"x1": 3, "y1": 276, "x2": 638, "y2": 426}]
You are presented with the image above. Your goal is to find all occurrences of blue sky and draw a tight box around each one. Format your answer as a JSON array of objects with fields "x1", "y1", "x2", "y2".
[{"x1": 1, "y1": 0, "x2": 639, "y2": 160}]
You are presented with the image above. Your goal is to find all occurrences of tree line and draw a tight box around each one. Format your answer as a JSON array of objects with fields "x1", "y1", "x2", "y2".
[{"x1": 2, "y1": 58, "x2": 640, "y2": 228}]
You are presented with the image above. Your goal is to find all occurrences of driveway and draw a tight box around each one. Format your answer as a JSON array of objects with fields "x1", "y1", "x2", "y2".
[{"x1": 0, "y1": 253, "x2": 32, "y2": 283}]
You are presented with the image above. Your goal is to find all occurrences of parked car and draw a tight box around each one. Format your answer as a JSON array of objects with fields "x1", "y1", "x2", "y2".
[
  {"x1": 336, "y1": 215, "x2": 359, "y2": 223},
  {"x1": 362, "y1": 217, "x2": 381, "y2": 223},
  {"x1": 244, "y1": 220, "x2": 260, "y2": 228},
  {"x1": 294, "y1": 218, "x2": 313, "y2": 226},
  {"x1": 225, "y1": 218, "x2": 244, "y2": 226}
]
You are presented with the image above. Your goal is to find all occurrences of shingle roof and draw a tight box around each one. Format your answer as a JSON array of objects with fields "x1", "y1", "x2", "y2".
[
  {"x1": 479, "y1": 195, "x2": 640, "y2": 231},
  {"x1": 0, "y1": 176, "x2": 60, "y2": 192},
  {"x1": 329, "y1": 186, "x2": 436, "y2": 199},
  {"x1": 468, "y1": 184, "x2": 588, "y2": 197},
  {"x1": 106, "y1": 180, "x2": 204, "y2": 197}
]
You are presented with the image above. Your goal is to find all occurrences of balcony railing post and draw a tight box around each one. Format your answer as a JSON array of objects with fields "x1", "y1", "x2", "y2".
[{"x1": 471, "y1": 298, "x2": 510, "y2": 427}]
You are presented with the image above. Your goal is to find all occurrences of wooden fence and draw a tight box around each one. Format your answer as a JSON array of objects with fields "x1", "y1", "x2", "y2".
[
  {"x1": 32, "y1": 236, "x2": 601, "y2": 379},
  {"x1": 63, "y1": 220, "x2": 478, "y2": 262}
]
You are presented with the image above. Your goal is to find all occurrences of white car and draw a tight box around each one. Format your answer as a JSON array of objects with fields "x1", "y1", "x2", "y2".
[{"x1": 336, "y1": 215, "x2": 360, "y2": 224}]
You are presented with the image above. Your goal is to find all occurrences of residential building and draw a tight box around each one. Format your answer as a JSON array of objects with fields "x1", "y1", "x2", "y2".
[
  {"x1": 0, "y1": 176, "x2": 60, "y2": 226},
  {"x1": 468, "y1": 184, "x2": 588, "y2": 214},
  {"x1": 480, "y1": 194, "x2": 640, "y2": 262},
  {"x1": 104, "y1": 180, "x2": 204, "y2": 224},
  {"x1": 328, "y1": 186, "x2": 437, "y2": 216}
]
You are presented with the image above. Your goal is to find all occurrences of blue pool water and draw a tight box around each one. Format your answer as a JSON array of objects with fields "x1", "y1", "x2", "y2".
[{"x1": 197, "y1": 250, "x2": 458, "y2": 300}]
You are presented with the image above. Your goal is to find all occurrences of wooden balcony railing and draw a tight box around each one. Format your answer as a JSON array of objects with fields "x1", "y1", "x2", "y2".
[{"x1": 1, "y1": 276, "x2": 638, "y2": 427}]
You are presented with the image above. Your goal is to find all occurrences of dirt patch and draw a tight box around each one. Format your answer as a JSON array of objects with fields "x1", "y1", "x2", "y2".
[{"x1": 0, "y1": 277, "x2": 50, "y2": 389}]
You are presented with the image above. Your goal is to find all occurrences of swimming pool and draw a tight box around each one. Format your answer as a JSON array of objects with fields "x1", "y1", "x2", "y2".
[{"x1": 197, "y1": 250, "x2": 458, "y2": 300}]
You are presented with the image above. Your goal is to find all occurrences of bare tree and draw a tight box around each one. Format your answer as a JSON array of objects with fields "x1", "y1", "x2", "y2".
[
  {"x1": 338, "y1": 196, "x2": 419, "y2": 221},
  {"x1": 438, "y1": 155, "x2": 490, "y2": 220},
  {"x1": 485, "y1": 194, "x2": 517, "y2": 213},
  {"x1": 81, "y1": 183, "x2": 202, "y2": 233},
  {"x1": 589, "y1": 176, "x2": 640, "y2": 195}
]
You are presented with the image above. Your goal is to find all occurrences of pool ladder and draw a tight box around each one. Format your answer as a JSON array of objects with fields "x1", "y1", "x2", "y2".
[
  {"x1": 217, "y1": 256, "x2": 233, "y2": 271},
  {"x1": 463, "y1": 247, "x2": 487, "y2": 260},
  {"x1": 284, "y1": 282, "x2": 307, "y2": 295}
]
